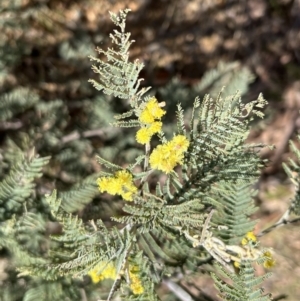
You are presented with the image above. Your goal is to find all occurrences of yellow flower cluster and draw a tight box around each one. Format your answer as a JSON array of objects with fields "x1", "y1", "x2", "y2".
[
  {"x1": 262, "y1": 250, "x2": 275, "y2": 269},
  {"x1": 139, "y1": 97, "x2": 166, "y2": 123},
  {"x1": 129, "y1": 264, "x2": 144, "y2": 295},
  {"x1": 88, "y1": 261, "x2": 144, "y2": 295},
  {"x1": 97, "y1": 170, "x2": 137, "y2": 201},
  {"x1": 149, "y1": 135, "x2": 190, "y2": 173},
  {"x1": 241, "y1": 231, "x2": 257, "y2": 246},
  {"x1": 88, "y1": 262, "x2": 117, "y2": 283},
  {"x1": 233, "y1": 250, "x2": 275, "y2": 269},
  {"x1": 136, "y1": 97, "x2": 166, "y2": 145}
]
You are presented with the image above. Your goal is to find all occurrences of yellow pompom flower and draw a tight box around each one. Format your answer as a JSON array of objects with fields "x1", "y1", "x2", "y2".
[
  {"x1": 149, "y1": 135, "x2": 189, "y2": 173},
  {"x1": 148, "y1": 121, "x2": 162, "y2": 135},
  {"x1": 129, "y1": 264, "x2": 144, "y2": 295},
  {"x1": 136, "y1": 122, "x2": 162, "y2": 145},
  {"x1": 149, "y1": 144, "x2": 172, "y2": 173},
  {"x1": 98, "y1": 176, "x2": 120, "y2": 196},
  {"x1": 233, "y1": 261, "x2": 240, "y2": 268},
  {"x1": 97, "y1": 177, "x2": 111, "y2": 193},
  {"x1": 171, "y1": 134, "x2": 190, "y2": 152},
  {"x1": 241, "y1": 231, "x2": 257, "y2": 246},
  {"x1": 88, "y1": 262, "x2": 117, "y2": 283},
  {"x1": 136, "y1": 127, "x2": 152, "y2": 145},
  {"x1": 97, "y1": 170, "x2": 137, "y2": 201},
  {"x1": 130, "y1": 279, "x2": 144, "y2": 295},
  {"x1": 263, "y1": 250, "x2": 275, "y2": 269},
  {"x1": 246, "y1": 231, "x2": 257, "y2": 242},
  {"x1": 139, "y1": 97, "x2": 166, "y2": 124},
  {"x1": 139, "y1": 108, "x2": 155, "y2": 124}
]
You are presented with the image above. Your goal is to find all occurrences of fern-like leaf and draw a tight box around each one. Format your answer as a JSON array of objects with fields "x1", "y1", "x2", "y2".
[
  {"x1": 212, "y1": 181, "x2": 258, "y2": 245},
  {"x1": 283, "y1": 138, "x2": 300, "y2": 215},
  {"x1": 193, "y1": 61, "x2": 254, "y2": 98},
  {"x1": 0, "y1": 87, "x2": 40, "y2": 122},
  {"x1": 88, "y1": 9, "x2": 144, "y2": 102},
  {"x1": 212, "y1": 261, "x2": 272, "y2": 301},
  {"x1": 0, "y1": 150, "x2": 50, "y2": 221},
  {"x1": 59, "y1": 173, "x2": 100, "y2": 213}
]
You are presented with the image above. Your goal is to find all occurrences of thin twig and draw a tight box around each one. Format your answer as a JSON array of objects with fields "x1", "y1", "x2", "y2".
[
  {"x1": 0, "y1": 121, "x2": 23, "y2": 130},
  {"x1": 160, "y1": 2, "x2": 177, "y2": 34},
  {"x1": 258, "y1": 208, "x2": 300, "y2": 237},
  {"x1": 80, "y1": 288, "x2": 88, "y2": 301},
  {"x1": 61, "y1": 128, "x2": 121, "y2": 144},
  {"x1": 200, "y1": 209, "x2": 215, "y2": 244}
]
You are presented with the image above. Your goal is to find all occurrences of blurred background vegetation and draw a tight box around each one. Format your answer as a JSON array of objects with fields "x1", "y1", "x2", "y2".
[{"x1": 1, "y1": 0, "x2": 300, "y2": 300}]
